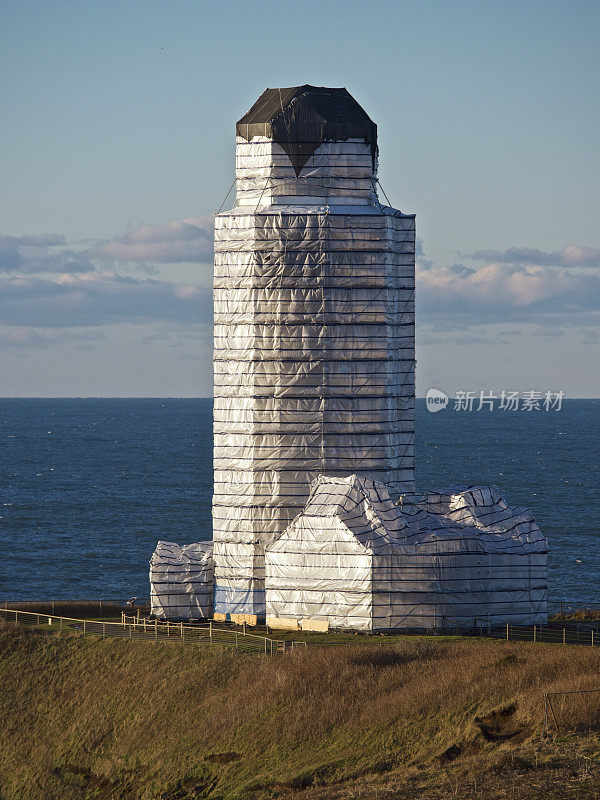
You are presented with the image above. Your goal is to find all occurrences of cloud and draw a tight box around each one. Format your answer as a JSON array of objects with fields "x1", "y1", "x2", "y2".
[
  {"x1": 4, "y1": 220, "x2": 599, "y2": 347},
  {"x1": 417, "y1": 259, "x2": 600, "y2": 325},
  {"x1": 0, "y1": 271, "x2": 212, "y2": 328},
  {"x1": 92, "y1": 216, "x2": 214, "y2": 264},
  {"x1": 467, "y1": 245, "x2": 600, "y2": 268},
  {"x1": 1, "y1": 215, "x2": 216, "y2": 275},
  {"x1": 0, "y1": 326, "x2": 105, "y2": 351},
  {"x1": 0, "y1": 233, "x2": 95, "y2": 274},
  {"x1": 414, "y1": 237, "x2": 434, "y2": 270}
]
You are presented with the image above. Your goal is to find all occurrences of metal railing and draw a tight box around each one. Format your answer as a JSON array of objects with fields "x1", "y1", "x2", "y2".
[
  {"x1": 543, "y1": 689, "x2": 600, "y2": 735},
  {"x1": 120, "y1": 613, "x2": 307, "y2": 654},
  {"x1": 0, "y1": 607, "x2": 301, "y2": 655},
  {"x1": 428, "y1": 621, "x2": 600, "y2": 647},
  {"x1": 1, "y1": 598, "x2": 149, "y2": 618},
  {"x1": 489, "y1": 622, "x2": 600, "y2": 647}
]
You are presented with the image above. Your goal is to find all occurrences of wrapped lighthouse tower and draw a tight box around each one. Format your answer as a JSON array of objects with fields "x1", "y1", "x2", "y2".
[
  {"x1": 148, "y1": 84, "x2": 547, "y2": 629},
  {"x1": 213, "y1": 86, "x2": 416, "y2": 617}
]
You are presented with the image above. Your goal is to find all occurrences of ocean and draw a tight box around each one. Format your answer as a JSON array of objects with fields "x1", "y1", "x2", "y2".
[{"x1": 0, "y1": 398, "x2": 598, "y2": 606}]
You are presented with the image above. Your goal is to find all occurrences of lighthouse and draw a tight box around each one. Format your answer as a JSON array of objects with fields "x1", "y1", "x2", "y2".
[{"x1": 212, "y1": 85, "x2": 416, "y2": 617}]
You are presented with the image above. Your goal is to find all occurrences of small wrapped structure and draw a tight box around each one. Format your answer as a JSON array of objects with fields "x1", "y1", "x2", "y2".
[
  {"x1": 265, "y1": 475, "x2": 548, "y2": 631},
  {"x1": 213, "y1": 85, "x2": 415, "y2": 617},
  {"x1": 149, "y1": 541, "x2": 214, "y2": 620}
]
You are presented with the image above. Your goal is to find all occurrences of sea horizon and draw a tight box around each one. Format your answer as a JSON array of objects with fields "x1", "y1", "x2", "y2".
[{"x1": 1, "y1": 398, "x2": 598, "y2": 607}]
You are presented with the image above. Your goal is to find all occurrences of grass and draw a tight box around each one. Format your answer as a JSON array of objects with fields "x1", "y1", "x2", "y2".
[
  {"x1": 550, "y1": 608, "x2": 600, "y2": 622},
  {"x1": 2, "y1": 618, "x2": 600, "y2": 799}
]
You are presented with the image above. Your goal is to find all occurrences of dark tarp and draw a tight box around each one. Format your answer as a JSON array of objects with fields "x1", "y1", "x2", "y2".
[{"x1": 236, "y1": 85, "x2": 378, "y2": 177}]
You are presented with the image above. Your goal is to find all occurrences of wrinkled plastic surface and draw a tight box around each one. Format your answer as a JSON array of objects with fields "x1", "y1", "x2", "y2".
[
  {"x1": 149, "y1": 541, "x2": 214, "y2": 620},
  {"x1": 213, "y1": 129, "x2": 415, "y2": 617},
  {"x1": 265, "y1": 475, "x2": 548, "y2": 631}
]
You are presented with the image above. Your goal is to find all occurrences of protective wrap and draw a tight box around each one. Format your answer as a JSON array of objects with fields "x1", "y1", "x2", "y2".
[
  {"x1": 213, "y1": 128, "x2": 415, "y2": 616},
  {"x1": 265, "y1": 475, "x2": 548, "y2": 631},
  {"x1": 149, "y1": 540, "x2": 214, "y2": 620}
]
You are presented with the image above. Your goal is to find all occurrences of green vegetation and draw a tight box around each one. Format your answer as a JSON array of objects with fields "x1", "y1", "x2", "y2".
[{"x1": 2, "y1": 617, "x2": 600, "y2": 799}]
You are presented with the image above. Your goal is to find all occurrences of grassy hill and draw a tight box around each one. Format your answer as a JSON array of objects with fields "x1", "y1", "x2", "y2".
[{"x1": 2, "y1": 618, "x2": 600, "y2": 799}]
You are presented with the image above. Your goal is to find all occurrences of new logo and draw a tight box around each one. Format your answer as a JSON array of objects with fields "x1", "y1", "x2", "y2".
[{"x1": 426, "y1": 388, "x2": 449, "y2": 413}]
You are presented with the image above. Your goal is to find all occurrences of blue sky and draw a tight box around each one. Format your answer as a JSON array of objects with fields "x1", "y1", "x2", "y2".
[{"x1": 1, "y1": 0, "x2": 599, "y2": 396}]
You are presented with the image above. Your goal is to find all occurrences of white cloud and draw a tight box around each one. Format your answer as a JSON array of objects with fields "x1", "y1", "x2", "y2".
[
  {"x1": 91, "y1": 216, "x2": 214, "y2": 264},
  {"x1": 467, "y1": 245, "x2": 600, "y2": 268},
  {"x1": 417, "y1": 256, "x2": 600, "y2": 324},
  {"x1": 0, "y1": 272, "x2": 212, "y2": 328},
  {"x1": 0, "y1": 232, "x2": 93, "y2": 274},
  {"x1": 4, "y1": 219, "x2": 600, "y2": 350}
]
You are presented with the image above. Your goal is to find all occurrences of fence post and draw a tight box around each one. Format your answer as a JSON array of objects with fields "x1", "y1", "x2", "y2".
[
  {"x1": 563, "y1": 628, "x2": 566, "y2": 645},
  {"x1": 592, "y1": 630, "x2": 595, "y2": 647},
  {"x1": 533, "y1": 625, "x2": 536, "y2": 643},
  {"x1": 210, "y1": 621, "x2": 213, "y2": 641},
  {"x1": 506, "y1": 622, "x2": 509, "y2": 641},
  {"x1": 129, "y1": 624, "x2": 132, "y2": 640},
  {"x1": 60, "y1": 617, "x2": 63, "y2": 633},
  {"x1": 83, "y1": 619, "x2": 86, "y2": 636},
  {"x1": 547, "y1": 695, "x2": 559, "y2": 732},
  {"x1": 99, "y1": 599, "x2": 103, "y2": 618},
  {"x1": 182, "y1": 625, "x2": 185, "y2": 645},
  {"x1": 102, "y1": 622, "x2": 105, "y2": 639}
]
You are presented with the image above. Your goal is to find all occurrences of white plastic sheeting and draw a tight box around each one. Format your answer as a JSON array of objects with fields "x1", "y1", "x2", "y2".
[
  {"x1": 235, "y1": 138, "x2": 378, "y2": 206},
  {"x1": 265, "y1": 475, "x2": 548, "y2": 631},
  {"x1": 213, "y1": 129, "x2": 415, "y2": 617},
  {"x1": 149, "y1": 541, "x2": 214, "y2": 620}
]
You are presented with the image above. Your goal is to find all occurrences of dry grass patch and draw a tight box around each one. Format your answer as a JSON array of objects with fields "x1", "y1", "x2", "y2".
[{"x1": 2, "y1": 618, "x2": 600, "y2": 799}]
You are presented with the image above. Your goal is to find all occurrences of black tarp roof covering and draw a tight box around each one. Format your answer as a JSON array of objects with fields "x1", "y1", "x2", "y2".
[{"x1": 236, "y1": 85, "x2": 377, "y2": 177}]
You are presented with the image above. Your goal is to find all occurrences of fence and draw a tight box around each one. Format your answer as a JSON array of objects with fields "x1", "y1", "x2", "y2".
[
  {"x1": 1, "y1": 598, "x2": 150, "y2": 618},
  {"x1": 543, "y1": 689, "x2": 600, "y2": 736},
  {"x1": 429, "y1": 621, "x2": 600, "y2": 647},
  {"x1": 0, "y1": 607, "x2": 303, "y2": 655},
  {"x1": 489, "y1": 622, "x2": 600, "y2": 647}
]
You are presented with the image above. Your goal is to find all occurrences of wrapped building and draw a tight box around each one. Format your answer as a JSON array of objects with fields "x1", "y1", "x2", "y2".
[
  {"x1": 150, "y1": 541, "x2": 214, "y2": 620},
  {"x1": 149, "y1": 83, "x2": 548, "y2": 632},
  {"x1": 213, "y1": 86, "x2": 415, "y2": 617},
  {"x1": 265, "y1": 475, "x2": 548, "y2": 632}
]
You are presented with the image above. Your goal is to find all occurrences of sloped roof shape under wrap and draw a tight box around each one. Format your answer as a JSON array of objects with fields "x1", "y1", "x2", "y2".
[
  {"x1": 265, "y1": 475, "x2": 548, "y2": 631},
  {"x1": 236, "y1": 85, "x2": 378, "y2": 176}
]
